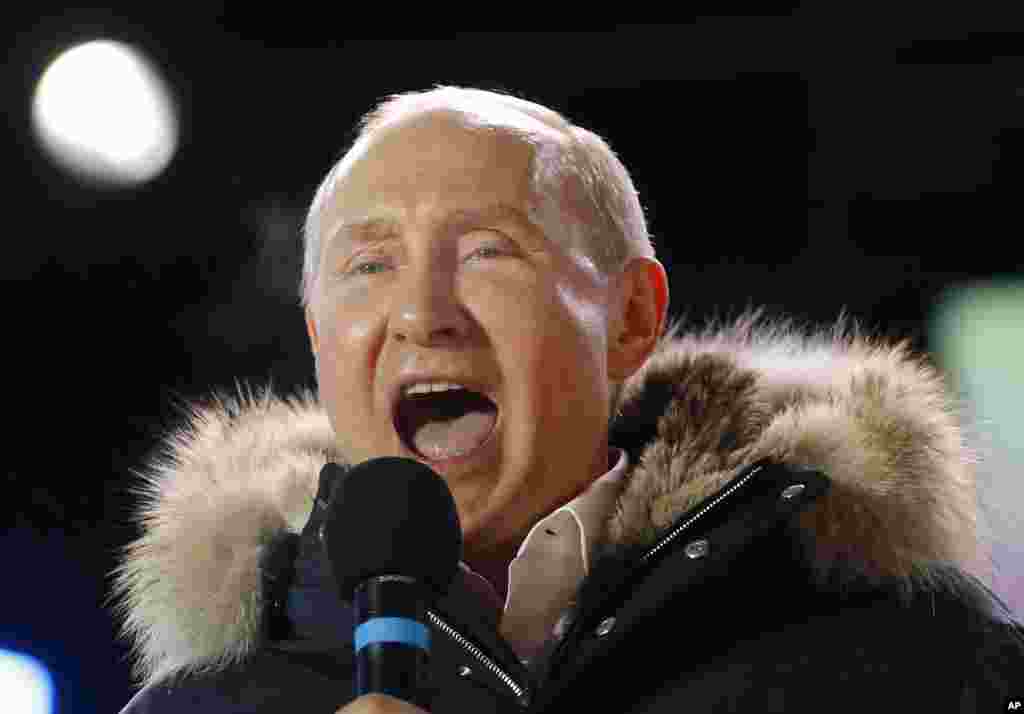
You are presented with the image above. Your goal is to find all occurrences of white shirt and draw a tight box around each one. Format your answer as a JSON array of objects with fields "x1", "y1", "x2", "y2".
[{"x1": 495, "y1": 447, "x2": 630, "y2": 664}]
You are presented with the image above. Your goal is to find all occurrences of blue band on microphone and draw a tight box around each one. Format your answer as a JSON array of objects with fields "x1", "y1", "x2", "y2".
[{"x1": 354, "y1": 617, "x2": 430, "y2": 653}]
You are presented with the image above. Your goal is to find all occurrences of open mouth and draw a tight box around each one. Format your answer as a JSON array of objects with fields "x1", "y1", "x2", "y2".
[{"x1": 395, "y1": 388, "x2": 499, "y2": 462}]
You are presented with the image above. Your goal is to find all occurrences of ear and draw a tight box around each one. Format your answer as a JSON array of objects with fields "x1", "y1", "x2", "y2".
[
  {"x1": 607, "y1": 257, "x2": 669, "y2": 382},
  {"x1": 305, "y1": 306, "x2": 321, "y2": 360}
]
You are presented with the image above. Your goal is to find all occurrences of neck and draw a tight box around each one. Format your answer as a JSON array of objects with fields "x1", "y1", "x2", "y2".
[
  {"x1": 464, "y1": 543, "x2": 516, "y2": 604},
  {"x1": 464, "y1": 444, "x2": 614, "y2": 604}
]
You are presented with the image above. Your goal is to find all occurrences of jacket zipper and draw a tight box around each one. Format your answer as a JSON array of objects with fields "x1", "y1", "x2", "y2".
[
  {"x1": 638, "y1": 463, "x2": 763, "y2": 567},
  {"x1": 420, "y1": 463, "x2": 763, "y2": 709},
  {"x1": 426, "y1": 608, "x2": 531, "y2": 708}
]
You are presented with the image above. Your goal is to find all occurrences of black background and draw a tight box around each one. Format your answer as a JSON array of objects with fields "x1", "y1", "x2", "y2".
[{"x1": 3, "y1": 6, "x2": 1023, "y2": 712}]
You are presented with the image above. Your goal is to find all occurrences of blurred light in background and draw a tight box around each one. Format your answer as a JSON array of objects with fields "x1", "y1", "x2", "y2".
[
  {"x1": 0, "y1": 649, "x2": 54, "y2": 714},
  {"x1": 931, "y1": 279, "x2": 1024, "y2": 616},
  {"x1": 31, "y1": 39, "x2": 179, "y2": 187}
]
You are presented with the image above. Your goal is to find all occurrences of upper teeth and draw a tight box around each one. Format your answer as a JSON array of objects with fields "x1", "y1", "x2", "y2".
[{"x1": 404, "y1": 381, "x2": 468, "y2": 396}]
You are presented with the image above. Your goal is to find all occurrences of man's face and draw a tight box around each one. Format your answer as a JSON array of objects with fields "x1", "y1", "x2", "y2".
[{"x1": 307, "y1": 112, "x2": 616, "y2": 559}]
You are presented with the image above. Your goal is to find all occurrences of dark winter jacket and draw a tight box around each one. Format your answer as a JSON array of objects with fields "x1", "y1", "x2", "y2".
[{"x1": 114, "y1": 318, "x2": 1024, "y2": 712}]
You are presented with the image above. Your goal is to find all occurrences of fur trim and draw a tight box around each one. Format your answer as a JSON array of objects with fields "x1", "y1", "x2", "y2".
[
  {"x1": 111, "y1": 388, "x2": 336, "y2": 686},
  {"x1": 112, "y1": 316, "x2": 984, "y2": 686},
  {"x1": 608, "y1": 315, "x2": 981, "y2": 594}
]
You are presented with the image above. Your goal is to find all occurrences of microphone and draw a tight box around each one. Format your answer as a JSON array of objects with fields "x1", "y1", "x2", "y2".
[{"x1": 322, "y1": 458, "x2": 462, "y2": 708}]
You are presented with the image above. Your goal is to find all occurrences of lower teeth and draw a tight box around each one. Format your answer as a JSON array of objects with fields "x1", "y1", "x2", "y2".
[{"x1": 420, "y1": 443, "x2": 473, "y2": 460}]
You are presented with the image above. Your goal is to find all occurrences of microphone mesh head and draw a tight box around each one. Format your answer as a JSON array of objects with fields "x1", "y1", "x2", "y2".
[{"x1": 323, "y1": 458, "x2": 462, "y2": 599}]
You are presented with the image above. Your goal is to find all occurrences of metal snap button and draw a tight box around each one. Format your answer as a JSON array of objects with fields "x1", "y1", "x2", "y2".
[
  {"x1": 780, "y1": 483, "x2": 806, "y2": 501},
  {"x1": 553, "y1": 612, "x2": 574, "y2": 639},
  {"x1": 684, "y1": 538, "x2": 709, "y2": 559},
  {"x1": 595, "y1": 616, "x2": 616, "y2": 637}
]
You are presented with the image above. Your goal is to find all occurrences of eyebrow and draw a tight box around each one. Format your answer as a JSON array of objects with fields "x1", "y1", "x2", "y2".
[{"x1": 326, "y1": 202, "x2": 534, "y2": 253}]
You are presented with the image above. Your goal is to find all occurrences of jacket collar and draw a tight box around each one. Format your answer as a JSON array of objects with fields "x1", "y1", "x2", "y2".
[{"x1": 113, "y1": 314, "x2": 988, "y2": 687}]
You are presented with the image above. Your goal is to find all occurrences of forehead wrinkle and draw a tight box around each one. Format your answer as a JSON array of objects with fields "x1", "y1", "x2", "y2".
[
  {"x1": 331, "y1": 216, "x2": 399, "y2": 246},
  {"x1": 441, "y1": 202, "x2": 534, "y2": 236},
  {"x1": 325, "y1": 201, "x2": 539, "y2": 257}
]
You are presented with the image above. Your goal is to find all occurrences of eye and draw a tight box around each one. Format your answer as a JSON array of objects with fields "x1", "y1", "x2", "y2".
[
  {"x1": 355, "y1": 261, "x2": 387, "y2": 274},
  {"x1": 463, "y1": 232, "x2": 520, "y2": 262},
  {"x1": 345, "y1": 255, "x2": 392, "y2": 276},
  {"x1": 464, "y1": 245, "x2": 504, "y2": 261}
]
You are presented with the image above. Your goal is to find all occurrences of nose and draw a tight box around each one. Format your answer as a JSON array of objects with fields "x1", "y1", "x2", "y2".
[{"x1": 389, "y1": 262, "x2": 472, "y2": 347}]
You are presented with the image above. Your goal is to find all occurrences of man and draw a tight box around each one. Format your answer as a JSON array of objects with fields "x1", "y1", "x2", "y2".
[{"x1": 115, "y1": 86, "x2": 1023, "y2": 713}]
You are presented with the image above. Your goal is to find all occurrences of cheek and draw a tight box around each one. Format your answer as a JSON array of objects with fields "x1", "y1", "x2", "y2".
[
  {"x1": 535, "y1": 323, "x2": 607, "y2": 419},
  {"x1": 316, "y1": 321, "x2": 366, "y2": 387},
  {"x1": 311, "y1": 298, "x2": 384, "y2": 443},
  {"x1": 485, "y1": 279, "x2": 608, "y2": 415},
  {"x1": 314, "y1": 286, "x2": 384, "y2": 366}
]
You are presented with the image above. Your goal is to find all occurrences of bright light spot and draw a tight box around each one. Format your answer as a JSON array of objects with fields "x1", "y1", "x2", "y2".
[
  {"x1": 931, "y1": 279, "x2": 1024, "y2": 616},
  {"x1": 31, "y1": 39, "x2": 179, "y2": 186},
  {"x1": 933, "y1": 280, "x2": 1024, "y2": 465},
  {"x1": 0, "y1": 649, "x2": 55, "y2": 714}
]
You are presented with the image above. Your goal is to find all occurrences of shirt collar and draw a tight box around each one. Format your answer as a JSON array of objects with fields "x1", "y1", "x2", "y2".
[{"x1": 512, "y1": 445, "x2": 630, "y2": 578}]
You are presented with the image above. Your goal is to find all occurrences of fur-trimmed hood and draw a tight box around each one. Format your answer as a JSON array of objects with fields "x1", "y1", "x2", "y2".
[{"x1": 112, "y1": 316, "x2": 990, "y2": 687}]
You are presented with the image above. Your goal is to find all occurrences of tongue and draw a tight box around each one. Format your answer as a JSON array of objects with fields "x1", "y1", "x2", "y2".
[{"x1": 412, "y1": 407, "x2": 497, "y2": 460}]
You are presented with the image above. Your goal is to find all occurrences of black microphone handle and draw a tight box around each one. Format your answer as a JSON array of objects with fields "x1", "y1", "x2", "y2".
[{"x1": 353, "y1": 575, "x2": 431, "y2": 709}]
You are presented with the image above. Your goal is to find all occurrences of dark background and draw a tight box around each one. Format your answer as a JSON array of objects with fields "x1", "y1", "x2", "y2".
[{"x1": 3, "y1": 6, "x2": 1023, "y2": 713}]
